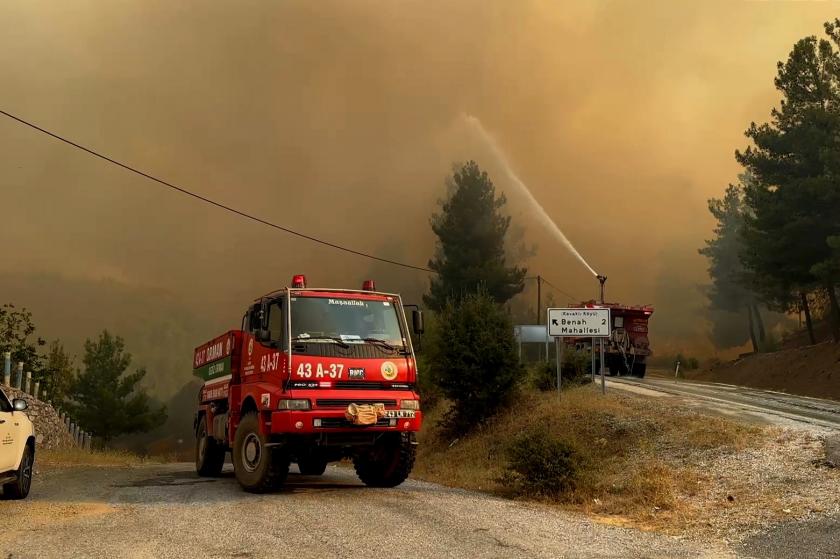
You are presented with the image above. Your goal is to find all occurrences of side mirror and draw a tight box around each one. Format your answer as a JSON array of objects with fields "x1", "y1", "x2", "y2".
[
  {"x1": 259, "y1": 301, "x2": 269, "y2": 331},
  {"x1": 412, "y1": 310, "x2": 425, "y2": 335},
  {"x1": 12, "y1": 398, "x2": 27, "y2": 412}
]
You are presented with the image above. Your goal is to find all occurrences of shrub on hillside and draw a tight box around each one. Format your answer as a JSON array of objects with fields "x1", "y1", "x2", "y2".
[
  {"x1": 504, "y1": 429, "x2": 580, "y2": 496},
  {"x1": 415, "y1": 353, "x2": 442, "y2": 410},
  {"x1": 531, "y1": 361, "x2": 557, "y2": 391},
  {"x1": 530, "y1": 352, "x2": 591, "y2": 392},
  {"x1": 427, "y1": 290, "x2": 520, "y2": 434}
]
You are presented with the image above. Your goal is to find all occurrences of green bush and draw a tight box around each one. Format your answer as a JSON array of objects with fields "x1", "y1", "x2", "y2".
[
  {"x1": 505, "y1": 429, "x2": 580, "y2": 496},
  {"x1": 530, "y1": 351, "x2": 591, "y2": 392},
  {"x1": 427, "y1": 290, "x2": 521, "y2": 434},
  {"x1": 673, "y1": 353, "x2": 699, "y2": 371},
  {"x1": 415, "y1": 353, "x2": 442, "y2": 410},
  {"x1": 531, "y1": 361, "x2": 557, "y2": 391}
]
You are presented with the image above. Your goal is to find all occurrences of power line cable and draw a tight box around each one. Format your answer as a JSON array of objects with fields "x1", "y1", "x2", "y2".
[
  {"x1": 525, "y1": 275, "x2": 577, "y2": 302},
  {"x1": 1, "y1": 109, "x2": 587, "y2": 300},
  {"x1": 0, "y1": 109, "x2": 434, "y2": 273},
  {"x1": 542, "y1": 278, "x2": 578, "y2": 301}
]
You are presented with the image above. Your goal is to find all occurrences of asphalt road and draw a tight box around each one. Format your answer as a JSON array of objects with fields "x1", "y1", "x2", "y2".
[
  {"x1": 608, "y1": 375, "x2": 840, "y2": 431},
  {"x1": 4, "y1": 379, "x2": 837, "y2": 559},
  {"x1": 2, "y1": 463, "x2": 729, "y2": 559}
]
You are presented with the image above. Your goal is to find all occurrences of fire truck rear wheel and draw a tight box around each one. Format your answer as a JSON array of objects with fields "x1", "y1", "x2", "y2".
[
  {"x1": 195, "y1": 416, "x2": 225, "y2": 477},
  {"x1": 632, "y1": 363, "x2": 647, "y2": 378},
  {"x1": 353, "y1": 434, "x2": 416, "y2": 488},
  {"x1": 233, "y1": 412, "x2": 289, "y2": 493},
  {"x1": 297, "y1": 456, "x2": 328, "y2": 476}
]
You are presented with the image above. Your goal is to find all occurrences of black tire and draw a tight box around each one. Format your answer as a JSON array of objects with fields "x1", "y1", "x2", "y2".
[
  {"x1": 3, "y1": 443, "x2": 33, "y2": 500},
  {"x1": 297, "y1": 456, "x2": 328, "y2": 476},
  {"x1": 607, "y1": 365, "x2": 618, "y2": 377},
  {"x1": 632, "y1": 363, "x2": 647, "y2": 378},
  {"x1": 195, "y1": 416, "x2": 225, "y2": 477},
  {"x1": 354, "y1": 434, "x2": 416, "y2": 488},
  {"x1": 232, "y1": 412, "x2": 289, "y2": 493}
]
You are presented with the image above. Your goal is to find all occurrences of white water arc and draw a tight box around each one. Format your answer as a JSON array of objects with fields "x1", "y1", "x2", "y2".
[{"x1": 459, "y1": 113, "x2": 600, "y2": 277}]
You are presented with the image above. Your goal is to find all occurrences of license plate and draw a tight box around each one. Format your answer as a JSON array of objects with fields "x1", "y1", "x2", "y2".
[{"x1": 382, "y1": 410, "x2": 416, "y2": 419}]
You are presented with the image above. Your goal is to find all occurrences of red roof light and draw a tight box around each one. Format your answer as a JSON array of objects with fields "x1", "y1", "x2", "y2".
[
  {"x1": 362, "y1": 279, "x2": 376, "y2": 291},
  {"x1": 291, "y1": 274, "x2": 306, "y2": 288}
]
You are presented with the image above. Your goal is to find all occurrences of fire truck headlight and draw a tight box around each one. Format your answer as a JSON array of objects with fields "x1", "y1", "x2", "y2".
[
  {"x1": 277, "y1": 399, "x2": 311, "y2": 411},
  {"x1": 400, "y1": 399, "x2": 420, "y2": 411}
]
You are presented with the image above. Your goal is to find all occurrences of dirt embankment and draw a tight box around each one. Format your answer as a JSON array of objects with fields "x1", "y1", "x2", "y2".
[{"x1": 688, "y1": 342, "x2": 840, "y2": 401}]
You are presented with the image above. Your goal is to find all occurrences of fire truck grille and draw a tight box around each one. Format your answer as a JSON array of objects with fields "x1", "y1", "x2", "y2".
[
  {"x1": 334, "y1": 381, "x2": 386, "y2": 390},
  {"x1": 315, "y1": 399, "x2": 397, "y2": 408},
  {"x1": 316, "y1": 417, "x2": 391, "y2": 428},
  {"x1": 292, "y1": 343, "x2": 401, "y2": 359}
]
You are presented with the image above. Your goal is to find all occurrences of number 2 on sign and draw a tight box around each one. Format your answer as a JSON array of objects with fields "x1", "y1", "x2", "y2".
[{"x1": 296, "y1": 362, "x2": 344, "y2": 379}]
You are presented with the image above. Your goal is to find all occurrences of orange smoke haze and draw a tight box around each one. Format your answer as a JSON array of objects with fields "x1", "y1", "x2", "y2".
[{"x1": 0, "y1": 1, "x2": 835, "y2": 398}]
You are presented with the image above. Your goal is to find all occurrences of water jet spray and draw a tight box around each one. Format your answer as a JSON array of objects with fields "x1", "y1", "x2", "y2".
[{"x1": 460, "y1": 113, "x2": 601, "y2": 279}]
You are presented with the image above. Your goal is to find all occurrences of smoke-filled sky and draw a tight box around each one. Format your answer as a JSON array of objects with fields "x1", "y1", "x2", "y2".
[{"x1": 1, "y1": 1, "x2": 836, "y2": 398}]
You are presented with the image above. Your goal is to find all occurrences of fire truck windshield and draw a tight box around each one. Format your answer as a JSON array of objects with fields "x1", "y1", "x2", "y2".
[{"x1": 290, "y1": 296, "x2": 404, "y2": 347}]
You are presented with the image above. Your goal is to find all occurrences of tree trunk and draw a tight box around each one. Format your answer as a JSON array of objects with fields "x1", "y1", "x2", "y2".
[
  {"x1": 752, "y1": 304, "x2": 767, "y2": 346},
  {"x1": 801, "y1": 291, "x2": 816, "y2": 345},
  {"x1": 826, "y1": 285, "x2": 840, "y2": 343},
  {"x1": 746, "y1": 304, "x2": 759, "y2": 353}
]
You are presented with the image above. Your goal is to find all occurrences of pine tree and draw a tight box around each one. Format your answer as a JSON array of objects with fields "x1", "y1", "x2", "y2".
[
  {"x1": 699, "y1": 176, "x2": 766, "y2": 351},
  {"x1": 43, "y1": 340, "x2": 75, "y2": 406},
  {"x1": 67, "y1": 331, "x2": 166, "y2": 442},
  {"x1": 736, "y1": 20, "x2": 840, "y2": 342},
  {"x1": 424, "y1": 161, "x2": 526, "y2": 311}
]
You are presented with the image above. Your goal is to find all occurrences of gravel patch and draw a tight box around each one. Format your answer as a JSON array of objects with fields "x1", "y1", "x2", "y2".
[{"x1": 675, "y1": 428, "x2": 840, "y2": 543}]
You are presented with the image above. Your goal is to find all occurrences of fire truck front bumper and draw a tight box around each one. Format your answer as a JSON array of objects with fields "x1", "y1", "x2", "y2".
[{"x1": 269, "y1": 409, "x2": 423, "y2": 435}]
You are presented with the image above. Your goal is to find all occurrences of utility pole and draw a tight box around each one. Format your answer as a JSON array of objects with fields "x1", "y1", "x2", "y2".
[
  {"x1": 597, "y1": 275, "x2": 607, "y2": 395},
  {"x1": 597, "y1": 274, "x2": 607, "y2": 303}
]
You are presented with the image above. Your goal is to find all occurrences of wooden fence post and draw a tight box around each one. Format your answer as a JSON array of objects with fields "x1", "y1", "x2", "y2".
[{"x1": 3, "y1": 352, "x2": 9, "y2": 387}]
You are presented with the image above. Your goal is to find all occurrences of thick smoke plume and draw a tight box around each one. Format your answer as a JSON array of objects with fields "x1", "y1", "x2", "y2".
[{"x1": 0, "y1": 1, "x2": 836, "y2": 418}]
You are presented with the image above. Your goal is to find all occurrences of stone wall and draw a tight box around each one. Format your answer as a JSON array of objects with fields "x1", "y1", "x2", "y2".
[{"x1": 4, "y1": 387, "x2": 75, "y2": 450}]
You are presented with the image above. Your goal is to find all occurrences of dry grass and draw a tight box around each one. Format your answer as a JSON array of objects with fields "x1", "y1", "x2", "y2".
[
  {"x1": 414, "y1": 386, "x2": 767, "y2": 532},
  {"x1": 37, "y1": 447, "x2": 155, "y2": 468}
]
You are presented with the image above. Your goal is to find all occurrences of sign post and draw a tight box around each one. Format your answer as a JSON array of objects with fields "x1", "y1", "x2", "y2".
[
  {"x1": 600, "y1": 338, "x2": 606, "y2": 394},
  {"x1": 548, "y1": 307, "x2": 611, "y2": 395},
  {"x1": 555, "y1": 337, "x2": 562, "y2": 395}
]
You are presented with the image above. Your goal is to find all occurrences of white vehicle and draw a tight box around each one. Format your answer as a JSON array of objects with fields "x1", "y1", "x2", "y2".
[{"x1": 0, "y1": 388, "x2": 35, "y2": 499}]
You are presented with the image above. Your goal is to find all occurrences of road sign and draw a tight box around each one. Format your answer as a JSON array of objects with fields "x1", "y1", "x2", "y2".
[{"x1": 547, "y1": 307, "x2": 611, "y2": 338}]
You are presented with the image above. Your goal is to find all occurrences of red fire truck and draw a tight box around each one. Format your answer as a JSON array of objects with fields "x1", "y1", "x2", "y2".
[
  {"x1": 193, "y1": 275, "x2": 423, "y2": 492},
  {"x1": 569, "y1": 301, "x2": 654, "y2": 377}
]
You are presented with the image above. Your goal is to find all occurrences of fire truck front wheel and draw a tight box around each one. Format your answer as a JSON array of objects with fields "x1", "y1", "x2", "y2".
[
  {"x1": 233, "y1": 413, "x2": 289, "y2": 493},
  {"x1": 195, "y1": 416, "x2": 225, "y2": 477},
  {"x1": 353, "y1": 434, "x2": 416, "y2": 488}
]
